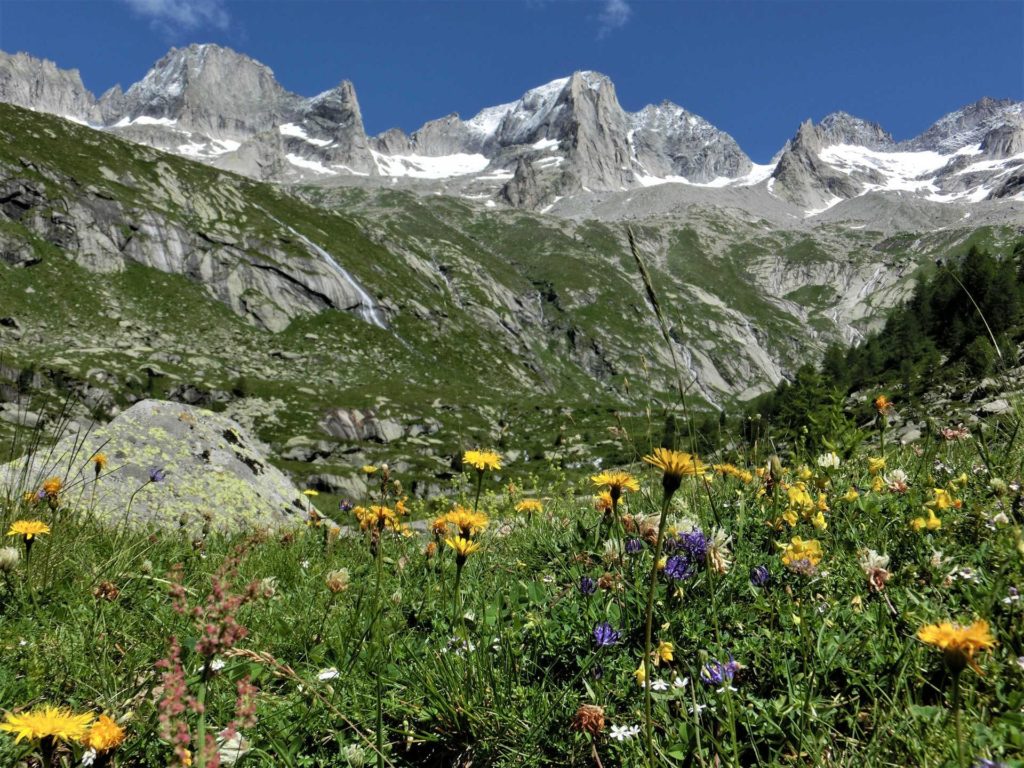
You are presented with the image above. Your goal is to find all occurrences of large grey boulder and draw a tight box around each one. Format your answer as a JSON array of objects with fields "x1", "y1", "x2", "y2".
[{"x1": 0, "y1": 400, "x2": 320, "y2": 531}]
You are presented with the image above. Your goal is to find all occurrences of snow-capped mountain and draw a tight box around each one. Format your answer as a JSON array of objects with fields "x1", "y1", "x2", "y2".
[{"x1": 1, "y1": 44, "x2": 1022, "y2": 217}]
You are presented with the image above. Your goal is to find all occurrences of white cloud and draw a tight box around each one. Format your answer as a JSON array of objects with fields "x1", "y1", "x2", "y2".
[
  {"x1": 122, "y1": 0, "x2": 230, "y2": 32},
  {"x1": 597, "y1": 0, "x2": 632, "y2": 38}
]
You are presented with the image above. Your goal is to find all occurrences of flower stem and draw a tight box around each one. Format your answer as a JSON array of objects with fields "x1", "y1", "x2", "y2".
[
  {"x1": 642, "y1": 492, "x2": 673, "y2": 767},
  {"x1": 952, "y1": 670, "x2": 965, "y2": 768},
  {"x1": 374, "y1": 540, "x2": 385, "y2": 768}
]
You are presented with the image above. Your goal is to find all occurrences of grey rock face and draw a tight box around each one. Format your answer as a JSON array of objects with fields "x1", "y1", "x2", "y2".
[
  {"x1": 630, "y1": 101, "x2": 752, "y2": 181},
  {"x1": 901, "y1": 97, "x2": 1024, "y2": 153},
  {"x1": 979, "y1": 118, "x2": 1024, "y2": 158},
  {"x1": 817, "y1": 112, "x2": 894, "y2": 150},
  {"x1": 0, "y1": 155, "x2": 387, "y2": 332},
  {"x1": 0, "y1": 51, "x2": 100, "y2": 122},
  {"x1": 117, "y1": 43, "x2": 303, "y2": 139},
  {"x1": 0, "y1": 399, "x2": 321, "y2": 531},
  {"x1": 770, "y1": 120, "x2": 862, "y2": 208}
]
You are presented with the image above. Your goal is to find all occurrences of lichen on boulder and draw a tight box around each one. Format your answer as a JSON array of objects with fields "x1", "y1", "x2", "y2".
[{"x1": 0, "y1": 399, "x2": 320, "y2": 532}]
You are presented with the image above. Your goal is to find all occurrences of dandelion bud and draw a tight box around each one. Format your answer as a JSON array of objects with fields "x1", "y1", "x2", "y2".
[
  {"x1": 140, "y1": 559, "x2": 154, "y2": 575},
  {"x1": 342, "y1": 744, "x2": 368, "y2": 768},
  {"x1": 325, "y1": 568, "x2": 350, "y2": 593},
  {"x1": 0, "y1": 546, "x2": 21, "y2": 573}
]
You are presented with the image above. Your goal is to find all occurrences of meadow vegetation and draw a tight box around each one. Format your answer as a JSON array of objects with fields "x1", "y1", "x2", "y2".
[{"x1": 1, "y1": 398, "x2": 1023, "y2": 767}]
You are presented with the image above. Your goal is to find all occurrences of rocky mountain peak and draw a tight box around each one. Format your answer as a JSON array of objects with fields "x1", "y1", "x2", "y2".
[
  {"x1": 118, "y1": 43, "x2": 301, "y2": 138},
  {"x1": 629, "y1": 101, "x2": 752, "y2": 182},
  {"x1": 901, "y1": 97, "x2": 1024, "y2": 153},
  {"x1": 818, "y1": 111, "x2": 894, "y2": 150},
  {"x1": 0, "y1": 50, "x2": 100, "y2": 123}
]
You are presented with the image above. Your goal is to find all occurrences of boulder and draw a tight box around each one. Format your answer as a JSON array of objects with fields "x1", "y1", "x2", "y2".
[
  {"x1": 0, "y1": 399, "x2": 320, "y2": 531},
  {"x1": 320, "y1": 408, "x2": 404, "y2": 443}
]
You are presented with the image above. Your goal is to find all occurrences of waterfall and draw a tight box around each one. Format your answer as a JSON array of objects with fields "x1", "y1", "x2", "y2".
[{"x1": 265, "y1": 212, "x2": 387, "y2": 329}]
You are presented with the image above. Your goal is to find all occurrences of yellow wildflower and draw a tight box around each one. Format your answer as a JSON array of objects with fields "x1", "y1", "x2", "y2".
[
  {"x1": 463, "y1": 450, "x2": 502, "y2": 471},
  {"x1": 643, "y1": 448, "x2": 708, "y2": 497},
  {"x1": 361, "y1": 465, "x2": 378, "y2": 474},
  {"x1": 302, "y1": 489, "x2": 319, "y2": 497},
  {"x1": 0, "y1": 706, "x2": 93, "y2": 744},
  {"x1": 655, "y1": 640, "x2": 673, "y2": 665},
  {"x1": 841, "y1": 487, "x2": 859, "y2": 502},
  {"x1": 6, "y1": 520, "x2": 50, "y2": 540},
  {"x1": 444, "y1": 507, "x2": 488, "y2": 538},
  {"x1": 780, "y1": 536, "x2": 823, "y2": 568},
  {"x1": 867, "y1": 457, "x2": 886, "y2": 476},
  {"x1": 445, "y1": 536, "x2": 481, "y2": 563},
  {"x1": 911, "y1": 508, "x2": 942, "y2": 532},
  {"x1": 82, "y1": 714, "x2": 125, "y2": 753},
  {"x1": 633, "y1": 663, "x2": 647, "y2": 686},
  {"x1": 713, "y1": 463, "x2": 753, "y2": 483},
  {"x1": 41, "y1": 477, "x2": 63, "y2": 498},
  {"x1": 594, "y1": 491, "x2": 613, "y2": 513},
  {"x1": 927, "y1": 488, "x2": 958, "y2": 511},
  {"x1": 591, "y1": 471, "x2": 640, "y2": 501},
  {"x1": 91, "y1": 453, "x2": 108, "y2": 473},
  {"x1": 515, "y1": 499, "x2": 544, "y2": 515},
  {"x1": 918, "y1": 619, "x2": 995, "y2": 674}
]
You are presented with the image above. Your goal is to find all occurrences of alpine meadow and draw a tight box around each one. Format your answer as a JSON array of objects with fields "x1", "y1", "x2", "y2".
[{"x1": 1, "y1": 9, "x2": 1024, "y2": 767}]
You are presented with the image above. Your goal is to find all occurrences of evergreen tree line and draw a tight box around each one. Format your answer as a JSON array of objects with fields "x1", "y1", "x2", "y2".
[{"x1": 738, "y1": 240, "x2": 1024, "y2": 452}]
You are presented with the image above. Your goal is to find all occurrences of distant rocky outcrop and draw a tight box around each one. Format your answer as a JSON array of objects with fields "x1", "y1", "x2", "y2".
[
  {"x1": 0, "y1": 400, "x2": 321, "y2": 531},
  {"x1": 0, "y1": 51, "x2": 101, "y2": 122}
]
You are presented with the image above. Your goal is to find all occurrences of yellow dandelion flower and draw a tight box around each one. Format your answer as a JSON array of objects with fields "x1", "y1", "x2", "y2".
[
  {"x1": 361, "y1": 465, "x2": 378, "y2": 474},
  {"x1": 918, "y1": 619, "x2": 995, "y2": 674},
  {"x1": 515, "y1": 499, "x2": 544, "y2": 515},
  {"x1": 91, "y1": 453, "x2": 108, "y2": 472},
  {"x1": 445, "y1": 536, "x2": 481, "y2": 564},
  {"x1": 841, "y1": 487, "x2": 859, "y2": 503},
  {"x1": 302, "y1": 489, "x2": 319, "y2": 497},
  {"x1": 590, "y1": 470, "x2": 640, "y2": 502},
  {"x1": 874, "y1": 394, "x2": 892, "y2": 414},
  {"x1": 0, "y1": 706, "x2": 93, "y2": 744},
  {"x1": 6, "y1": 520, "x2": 50, "y2": 540},
  {"x1": 713, "y1": 463, "x2": 753, "y2": 483},
  {"x1": 82, "y1": 714, "x2": 125, "y2": 752},
  {"x1": 594, "y1": 491, "x2": 613, "y2": 513},
  {"x1": 444, "y1": 507, "x2": 489, "y2": 538},
  {"x1": 643, "y1": 448, "x2": 708, "y2": 497},
  {"x1": 463, "y1": 450, "x2": 502, "y2": 471},
  {"x1": 430, "y1": 516, "x2": 449, "y2": 537}
]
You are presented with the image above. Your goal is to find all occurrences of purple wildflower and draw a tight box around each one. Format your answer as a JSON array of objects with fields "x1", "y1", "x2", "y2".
[
  {"x1": 700, "y1": 656, "x2": 741, "y2": 688},
  {"x1": 149, "y1": 467, "x2": 166, "y2": 483},
  {"x1": 974, "y1": 761, "x2": 1008, "y2": 768},
  {"x1": 750, "y1": 565, "x2": 770, "y2": 587},
  {"x1": 664, "y1": 555, "x2": 695, "y2": 581},
  {"x1": 579, "y1": 576, "x2": 597, "y2": 596},
  {"x1": 625, "y1": 538, "x2": 643, "y2": 555},
  {"x1": 592, "y1": 622, "x2": 621, "y2": 647},
  {"x1": 338, "y1": 499, "x2": 354, "y2": 513},
  {"x1": 678, "y1": 528, "x2": 708, "y2": 563}
]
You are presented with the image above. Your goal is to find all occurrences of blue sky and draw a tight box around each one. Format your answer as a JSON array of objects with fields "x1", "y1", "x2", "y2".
[{"x1": 1, "y1": 0, "x2": 1021, "y2": 162}]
